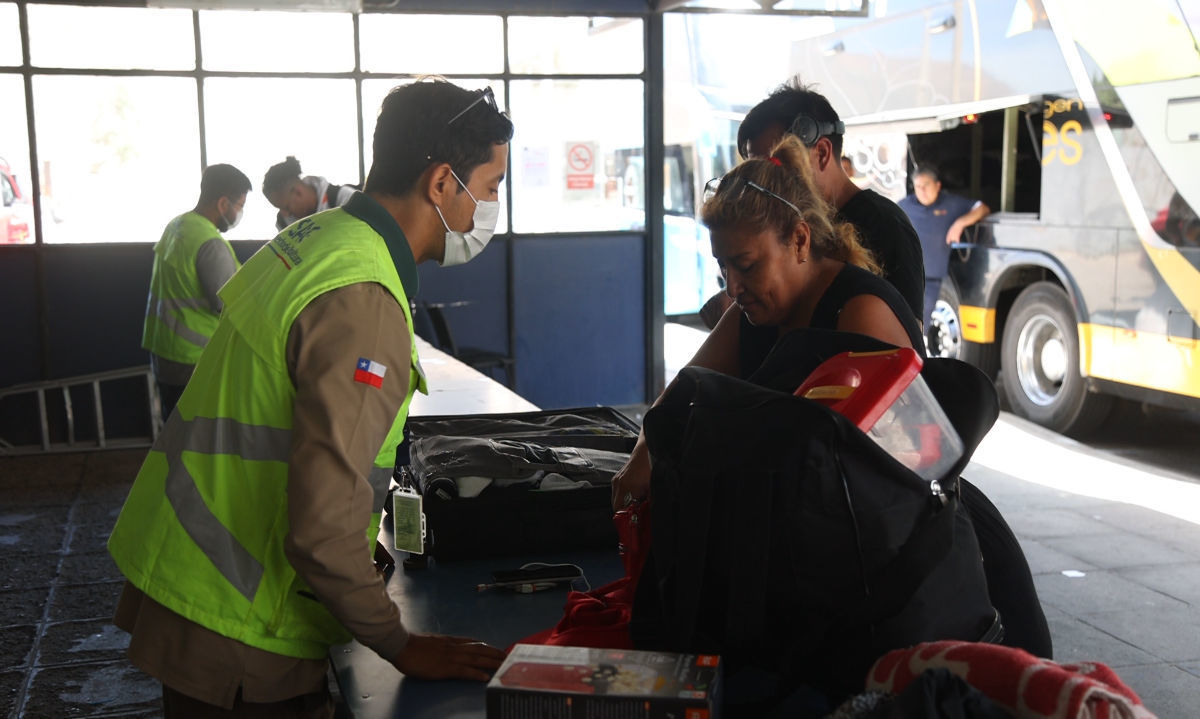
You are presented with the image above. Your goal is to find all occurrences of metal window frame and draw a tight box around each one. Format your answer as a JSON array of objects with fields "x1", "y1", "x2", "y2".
[
  {"x1": 1, "y1": 1, "x2": 663, "y2": 399},
  {"x1": 4, "y1": 5, "x2": 652, "y2": 241}
]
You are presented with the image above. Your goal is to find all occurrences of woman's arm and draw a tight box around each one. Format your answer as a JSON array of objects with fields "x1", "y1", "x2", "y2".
[
  {"x1": 836, "y1": 294, "x2": 914, "y2": 350},
  {"x1": 610, "y1": 301, "x2": 743, "y2": 509}
]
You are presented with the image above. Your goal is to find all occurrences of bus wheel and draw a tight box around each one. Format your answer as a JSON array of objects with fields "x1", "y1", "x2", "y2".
[
  {"x1": 929, "y1": 279, "x2": 998, "y2": 378},
  {"x1": 927, "y1": 280, "x2": 963, "y2": 359},
  {"x1": 1000, "y1": 282, "x2": 1113, "y2": 437}
]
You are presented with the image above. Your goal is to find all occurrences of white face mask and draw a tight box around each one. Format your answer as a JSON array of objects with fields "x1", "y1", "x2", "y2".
[
  {"x1": 436, "y1": 169, "x2": 499, "y2": 267},
  {"x1": 219, "y1": 200, "x2": 243, "y2": 232}
]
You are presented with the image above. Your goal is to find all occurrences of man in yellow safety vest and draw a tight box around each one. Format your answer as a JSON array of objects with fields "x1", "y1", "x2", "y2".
[
  {"x1": 110, "y1": 79, "x2": 511, "y2": 717},
  {"x1": 142, "y1": 164, "x2": 249, "y2": 420}
]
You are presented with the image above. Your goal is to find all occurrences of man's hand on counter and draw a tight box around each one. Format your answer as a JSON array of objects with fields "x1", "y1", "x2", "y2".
[{"x1": 393, "y1": 633, "x2": 507, "y2": 681}]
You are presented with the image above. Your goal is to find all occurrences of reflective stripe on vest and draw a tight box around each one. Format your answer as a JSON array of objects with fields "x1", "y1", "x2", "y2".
[
  {"x1": 159, "y1": 412, "x2": 291, "y2": 601},
  {"x1": 148, "y1": 293, "x2": 213, "y2": 349},
  {"x1": 367, "y1": 465, "x2": 393, "y2": 512},
  {"x1": 156, "y1": 413, "x2": 396, "y2": 602}
]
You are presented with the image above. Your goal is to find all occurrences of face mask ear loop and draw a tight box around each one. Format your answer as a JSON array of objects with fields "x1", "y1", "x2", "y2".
[
  {"x1": 432, "y1": 202, "x2": 451, "y2": 232},
  {"x1": 449, "y1": 168, "x2": 480, "y2": 206}
]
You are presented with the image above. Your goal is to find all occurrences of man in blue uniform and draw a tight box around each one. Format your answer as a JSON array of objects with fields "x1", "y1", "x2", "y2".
[{"x1": 898, "y1": 166, "x2": 991, "y2": 331}]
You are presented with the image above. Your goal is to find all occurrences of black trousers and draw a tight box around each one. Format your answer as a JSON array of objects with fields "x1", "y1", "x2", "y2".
[
  {"x1": 157, "y1": 381, "x2": 186, "y2": 422},
  {"x1": 960, "y1": 477, "x2": 1054, "y2": 659},
  {"x1": 161, "y1": 684, "x2": 334, "y2": 719}
]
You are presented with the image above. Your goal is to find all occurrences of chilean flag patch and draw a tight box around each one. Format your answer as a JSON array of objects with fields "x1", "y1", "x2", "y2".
[{"x1": 354, "y1": 357, "x2": 387, "y2": 388}]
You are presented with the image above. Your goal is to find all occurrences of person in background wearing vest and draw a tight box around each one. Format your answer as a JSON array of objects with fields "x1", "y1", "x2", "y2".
[
  {"x1": 109, "y1": 80, "x2": 512, "y2": 717},
  {"x1": 897, "y1": 166, "x2": 991, "y2": 332},
  {"x1": 142, "y1": 164, "x2": 249, "y2": 421},
  {"x1": 263, "y1": 155, "x2": 358, "y2": 232}
]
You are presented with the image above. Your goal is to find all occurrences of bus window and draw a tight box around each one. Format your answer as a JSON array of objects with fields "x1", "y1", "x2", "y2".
[
  {"x1": 907, "y1": 106, "x2": 1042, "y2": 215},
  {"x1": 1104, "y1": 90, "x2": 1199, "y2": 248}
]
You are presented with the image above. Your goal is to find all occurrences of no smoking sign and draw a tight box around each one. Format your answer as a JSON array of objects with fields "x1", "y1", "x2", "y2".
[{"x1": 565, "y1": 141, "x2": 597, "y2": 191}]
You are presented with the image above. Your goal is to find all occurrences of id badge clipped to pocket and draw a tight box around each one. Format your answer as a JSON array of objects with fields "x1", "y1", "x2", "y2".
[{"x1": 391, "y1": 487, "x2": 427, "y2": 555}]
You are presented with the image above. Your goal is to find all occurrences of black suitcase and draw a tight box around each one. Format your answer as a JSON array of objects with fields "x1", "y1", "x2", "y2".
[{"x1": 395, "y1": 407, "x2": 639, "y2": 561}]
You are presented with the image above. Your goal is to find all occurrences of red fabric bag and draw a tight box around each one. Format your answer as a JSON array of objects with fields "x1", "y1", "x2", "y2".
[
  {"x1": 868, "y1": 640, "x2": 1155, "y2": 719},
  {"x1": 515, "y1": 501, "x2": 650, "y2": 650}
]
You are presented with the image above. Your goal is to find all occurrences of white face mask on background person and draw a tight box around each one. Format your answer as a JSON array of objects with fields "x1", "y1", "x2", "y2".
[
  {"x1": 223, "y1": 207, "x2": 243, "y2": 232},
  {"x1": 436, "y1": 169, "x2": 499, "y2": 267},
  {"x1": 218, "y1": 198, "x2": 243, "y2": 232}
]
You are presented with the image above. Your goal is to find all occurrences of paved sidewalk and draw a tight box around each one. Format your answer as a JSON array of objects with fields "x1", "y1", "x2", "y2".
[
  {"x1": 965, "y1": 456, "x2": 1200, "y2": 717},
  {"x1": 3, "y1": 437, "x2": 1199, "y2": 717}
]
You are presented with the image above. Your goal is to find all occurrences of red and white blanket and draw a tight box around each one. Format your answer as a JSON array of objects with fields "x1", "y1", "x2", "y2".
[{"x1": 867, "y1": 641, "x2": 1155, "y2": 719}]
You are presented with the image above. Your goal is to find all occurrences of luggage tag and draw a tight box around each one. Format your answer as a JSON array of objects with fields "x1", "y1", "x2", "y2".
[{"x1": 391, "y1": 487, "x2": 427, "y2": 555}]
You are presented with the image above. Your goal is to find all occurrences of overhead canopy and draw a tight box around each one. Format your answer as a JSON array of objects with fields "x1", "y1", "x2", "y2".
[
  {"x1": 845, "y1": 94, "x2": 1039, "y2": 136},
  {"x1": 150, "y1": 0, "x2": 866, "y2": 14}
]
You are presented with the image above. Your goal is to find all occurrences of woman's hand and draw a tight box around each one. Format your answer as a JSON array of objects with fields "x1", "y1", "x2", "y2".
[{"x1": 611, "y1": 437, "x2": 651, "y2": 510}]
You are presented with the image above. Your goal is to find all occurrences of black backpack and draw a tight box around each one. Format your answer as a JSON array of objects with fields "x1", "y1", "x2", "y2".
[{"x1": 630, "y1": 329, "x2": 1002, "y2": 713}]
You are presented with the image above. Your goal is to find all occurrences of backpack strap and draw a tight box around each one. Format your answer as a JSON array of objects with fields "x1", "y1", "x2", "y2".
[{"x1": 844, "y1": 487, "x2": 957, "y2": 624}]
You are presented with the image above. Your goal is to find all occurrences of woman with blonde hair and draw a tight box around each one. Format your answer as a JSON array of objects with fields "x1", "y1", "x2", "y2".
[{"x1": 612, "y1": 134, "x2": 924, "y2": 508}]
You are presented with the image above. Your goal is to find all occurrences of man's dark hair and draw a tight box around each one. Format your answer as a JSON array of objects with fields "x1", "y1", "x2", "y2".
[
  {"x1": 912, "y1": 165, "x2": 941, "y2": 183},
  {"x1": 198, "y1": 164, "x2": 251, "y2": 205},
  {"x1": 263, "y1": 156, "x2": 302, "y2": 197},
  {"x1": 737, "y1": 77, "x2": 844, "y2": 159},
  {"x1": 365, "y1": 79, "x2": 514, "y2": 197}
]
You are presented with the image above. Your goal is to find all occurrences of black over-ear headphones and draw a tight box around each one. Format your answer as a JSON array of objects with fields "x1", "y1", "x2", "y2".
[{"x1": 787, "y1": 115, "x2": 846, "y2": 147}]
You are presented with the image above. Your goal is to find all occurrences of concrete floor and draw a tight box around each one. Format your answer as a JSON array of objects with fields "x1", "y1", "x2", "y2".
[
  {"x1": 3, "y1": 443, "x2": 1199, "y2": 717},
  {"x1": 2, "y1": 450, "x2": 161, "y2": 718}
]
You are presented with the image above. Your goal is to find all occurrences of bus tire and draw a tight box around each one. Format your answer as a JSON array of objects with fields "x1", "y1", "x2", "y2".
[
  {"x1": 930, "y1": 279, "x2": 998, "y2": 378},
  {"x1": 1000, "y1": 282, "x2": 1113, "y2": 437},
  {"x1": 926, "y1": 279, "x2": 963, "y2": 359}
]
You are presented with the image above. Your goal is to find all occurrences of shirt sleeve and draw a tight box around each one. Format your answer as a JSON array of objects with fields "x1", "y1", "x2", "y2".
[
  {"x1": 869, "y1": 199, "x2": 925, "y2": 322},
  {"x1": 335, "y1": 184, "x2": 358, "y2": 208},
  {"x1": 195, "y1": 237, "x2": 239, "y2": 313},
  {"x1": 283, "y1": 282, "x2": 413, "y2": 662}
]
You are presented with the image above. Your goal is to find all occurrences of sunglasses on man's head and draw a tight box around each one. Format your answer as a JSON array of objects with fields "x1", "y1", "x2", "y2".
[
  {"x1": 426, "y1": 87, "x2": 503, "y2": 165},
  {"x1": 703, "y1": 176, "x2": 802, "y2": 218},
  {"x1": 447, "y1": 86, "x2": 499, "y2": 125}
]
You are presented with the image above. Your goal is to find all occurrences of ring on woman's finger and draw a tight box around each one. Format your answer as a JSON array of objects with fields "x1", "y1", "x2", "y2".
[{"x1": 623, "y1": 492, "x2": 633, "y2": 506}]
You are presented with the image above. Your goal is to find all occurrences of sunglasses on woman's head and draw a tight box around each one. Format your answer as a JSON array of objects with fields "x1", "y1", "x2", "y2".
[{"x1": 702, "y1": 176, "x2": 802, "y2": 218}]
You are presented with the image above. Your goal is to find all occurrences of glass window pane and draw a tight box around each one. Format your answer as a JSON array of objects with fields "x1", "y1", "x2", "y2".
[
  {"x1": 361, "y1": 78, "x2": 508, "y2": 234},
  {"x1": 510, "y1": 80, "x2": 643, "y2": 233},
  {"x1": 33, "y1": 76, "x2": 199, "y2": 244},
  {"x1": 508, "y1": 17, "x2": 643, "y2": 75},
  {"x1": 0, "y1": 75, "x2": 32, "y2": 244},
  {"x1": 205, "y1": 78, "x2": 359, "y2": 240},
  {"x1": 200, "y1": 11, "x2": 353, "y2": 72},
  {"x1": 1, "y1": 3, "x2": 21, "y2": 66},
  {"x1": 359, "y1": 14, "x2": 503, "y2": 74},
  {"x1": 27, "y1": 5, "x2": 194, "y2": 70}
]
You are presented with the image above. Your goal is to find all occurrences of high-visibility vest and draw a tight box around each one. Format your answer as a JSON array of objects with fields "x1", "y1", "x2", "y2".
[
  {"x1": 142, "y1": 211, "x2": 239, "y2": 366},
  {"x1": 110, "y1": 208, "x2": 426, "y2": 659}
]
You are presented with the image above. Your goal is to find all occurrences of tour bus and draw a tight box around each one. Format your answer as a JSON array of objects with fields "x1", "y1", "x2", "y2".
[{"x1": 791, "y1": 0, "x2": 1199, "y2": 437}]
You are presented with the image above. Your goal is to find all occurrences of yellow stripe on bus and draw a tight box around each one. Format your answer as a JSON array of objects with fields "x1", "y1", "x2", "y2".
[
  {"x1": 1144, "y1": 245, "x2": 1200, "y2": 330},
  {"x1": 959, "y1": 305, "x2": 996, "y2": 344},
  {"x1": 1081, "y1": 323, "x2": 1200, "y2": 399}
]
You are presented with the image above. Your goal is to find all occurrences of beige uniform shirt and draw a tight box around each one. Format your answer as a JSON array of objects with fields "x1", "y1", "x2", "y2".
[{"x1": 116, "y1": 281, "x2": 413, "y2": 707}]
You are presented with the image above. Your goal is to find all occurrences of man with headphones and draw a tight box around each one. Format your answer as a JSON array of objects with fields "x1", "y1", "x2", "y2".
[{"x1": 699, "y1": 78, "x2": 924, "y2": 330}]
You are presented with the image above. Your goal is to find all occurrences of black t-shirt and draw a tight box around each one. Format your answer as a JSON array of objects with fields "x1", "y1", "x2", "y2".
[
  {"x1": 837, "y1": 188, "x2": 925, "y2": 322},
  {"x1": 738, "y1": 264, "x2": 926, "y2": 379}
]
